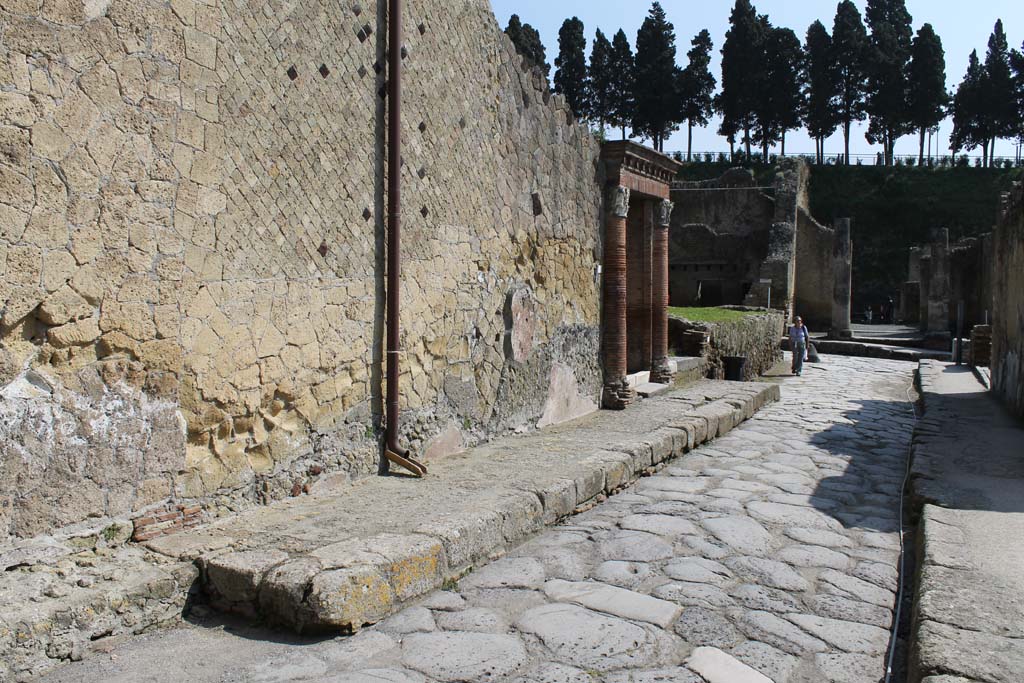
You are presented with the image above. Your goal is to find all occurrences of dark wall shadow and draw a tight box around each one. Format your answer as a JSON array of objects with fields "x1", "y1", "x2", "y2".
[{"x1": 371, "y1": 0, "x2": 388, "y2": 473}]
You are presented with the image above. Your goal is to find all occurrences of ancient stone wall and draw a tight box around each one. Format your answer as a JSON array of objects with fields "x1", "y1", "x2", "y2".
[
  {"x1": 668, "y1": 169, "x2": 772, "y2": 307},
  {"x1": 0, "y1": 0, "x2": 602, "y2": 543},
  {"x1": 793, "y1": 208, "x2": 834, "y2": 329},
  {"x1": 668, "y1": 309, "x2": 784, "y2": 381},
  {"x1": 991, "y1": 183, "x2": 1024, "y2": 418}
]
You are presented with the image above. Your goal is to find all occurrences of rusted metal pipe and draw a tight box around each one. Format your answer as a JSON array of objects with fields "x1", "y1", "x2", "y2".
[{"x1": 383, "y1": 0, "x2": 425, "y2": 477}]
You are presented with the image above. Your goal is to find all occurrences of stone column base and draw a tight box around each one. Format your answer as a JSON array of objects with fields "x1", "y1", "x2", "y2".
[
  {"x1": 830, "y1": 328, "x2": 853, "y2": 339},
  {"x1": 650, "y1": 358, "x2": 674, "y2": 385},
  {"x1": 602, "y1": 380, "x2": 636, "y2": 410}
]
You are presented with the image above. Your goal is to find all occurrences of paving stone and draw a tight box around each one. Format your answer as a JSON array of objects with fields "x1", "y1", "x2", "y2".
[
  {"x1": 730, "y1": 641, "x2": 798, "y2": 683},
  {"x1": 619, "y1": 514, "x2": 699, "y2": 537},
  {"x1": 420, "y1": 591, "x2": 466, "y2": 611},
  {"x1": 782, "y1": 527, "x2": 854, "y2": 549},
  {"x1": 730, "y1": 584, "x2": 802, "y2": 614},
  {"x1": 600, "y1": 530, "x2": 674, "y2": 562},
  {"x1": 776, "y1": 544, "x2": 850, "y2": 570},
  {"x1": 336, "y1": 671, "x2": 427, "y2": 683},
  {"x1": 814, "y1": 652, "x2": 885, "y2": 683},
  {"x1": 433, "y1": 607, "x2": 507, "y2": 633},
  {"x1": 732, "y1": 610, "x2": 829, "y2": 656},
  {"x1": 685, "y1": 646, "x2": 773, "y2": 683},
  {"x1": 399, "y1": 632, "x2": 528, "y2": 681},
  {"x1": 459, "y1": 557, "x2": 546, "y2": 590},
  {"x1": 653, "y1": 581, "x2": 736, "y2": 609},
  {"x1": 663, "y1": 557, "x2": 732, "y2": 585},
  {"x1": 746, "y1": 502, "x2": 844, "y2": 531},
  {"x1": 602, "y1": 669, "x2": 704, "y2": 683},
  {"x1": 725, "y1": 557, "x2": 811, "y2": 592},
  {"x1": 818, "y1": 569, "x2": 894, "y2": 608},
  {"x1": 507, "y1": 662, "x2": 593, "y2": 683},
  {"x1": 378, "y1": 607, "x2": 436, "y2": 634},
  {"x1": 543, "y1": 579, "x2": 683, "y2": 628},
  {"x1": 805, "y1": 594, "x2": 893, "y2": 629},
  {"x1": 593, "y1": 561, "x2": 657, "y2": 589},
  {"x1": 785, "y1": 613, "x2": 890, "y2": 655},
  {"x1": 701, "y1": 516, "x2": 774, "y2": 556},
  {"x1": 515, "y1": 603, "x2": 680, "y2": 672},
  {"x1": 673, "y1": 607, "x2": 744, "y2": 648}
]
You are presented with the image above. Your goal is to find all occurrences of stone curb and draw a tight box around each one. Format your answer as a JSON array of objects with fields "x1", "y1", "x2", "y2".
[
  {"x1": 197, "y1": 383, "x2": 781, "y2": 634},
  {"x1": 782, "y1": 338, "x2": 949, "y2": 362},
  {"x1": 907, "y1": 360, "x2": 1024, "y2": 683}
]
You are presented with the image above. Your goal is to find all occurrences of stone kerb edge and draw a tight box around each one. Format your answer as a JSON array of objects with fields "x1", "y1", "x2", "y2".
[{"x1": 197, "y1": 384, "x2": 779, "y2": 633}]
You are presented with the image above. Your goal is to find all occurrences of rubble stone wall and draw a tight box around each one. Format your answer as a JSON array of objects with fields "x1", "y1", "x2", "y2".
[
  {"x1": 0, "y1": 0, "x2": 602, "y2": 542},
  {"x1": 793, "y1": 208, "x2": 834, "y2": 330},
  {"x1": 992, "y1": 183, "x2": 1024, "y2": 418},
  {"x1": 668, "y1": 309, "x2": 784, "y2": 381}
]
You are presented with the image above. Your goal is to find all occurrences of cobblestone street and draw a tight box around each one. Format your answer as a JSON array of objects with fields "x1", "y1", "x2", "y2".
[{"x1": 40, "y1": 355, "x2": 918, "y2": 683}]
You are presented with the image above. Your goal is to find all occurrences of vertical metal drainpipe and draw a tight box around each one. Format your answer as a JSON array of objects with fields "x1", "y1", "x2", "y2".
[{"x1": 383, "y1": 0, "x2": 426, "y2": 477}]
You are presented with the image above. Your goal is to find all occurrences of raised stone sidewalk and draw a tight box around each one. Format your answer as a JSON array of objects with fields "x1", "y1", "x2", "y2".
[
  {"x1": 909, "y1": 360, "x2": 1024, "y2": 683},
  {"x1": 0, "y1": 378, "x2": 778, "y2": 682}
]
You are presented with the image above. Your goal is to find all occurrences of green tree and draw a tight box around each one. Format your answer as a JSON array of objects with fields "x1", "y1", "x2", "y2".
[
  {"x1": 587, "y1": 29, "x2": 615, "y2": 134},
  {"x1": 554, "y1": 17, "x2": 589, "y2": 119},
  {"x1": 760, "y1": 26, "x2": 804, "y2": 158},
  {"x1": 719, "y1": 0, "x2": 765, "y2": 159},
  {"x1": 1011, "y1": 42, "x2": 1024, "y2": 164},
  {"x1": 633, "y1": 2, "x2": 680, "y2": 151},
  {"x1": 831, "y1": 1, "x2": 869, "y2": 165},
  {"x1": 609, "y1": 30, "x2": 636, "y2": 140},
  {"x1": 677, "y1": 29, "x2": 716, "y2": 161},
  {"x1": 979, "y1": 19, "x2": 1016, "y2": 166},
  {"x1": 505, "y1": 14, "x2": 549, "y2": 78},
  {"x1": 907, "y1": 24, "x2": 948, "y2": 165},
  {"x1": 864, "y1": 0, "x2": 914, "y2": 165},
  {"x1": 950, "y1": 50, "x2": 986, "y2": 159},
  {"x1": 803, "y1": 20, "x2": 838, "y2": 164}
]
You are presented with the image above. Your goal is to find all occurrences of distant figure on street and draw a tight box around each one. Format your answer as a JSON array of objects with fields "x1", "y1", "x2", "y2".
[
  {"x1": 865, "y1": 306, "x2": 873, "y2": 324},
  {"x1": 887, "y1": 297, "x2": 895, "y2": 323},
  {"x1": 789, "y1": 316, "x2": 810, "y2": 376}
]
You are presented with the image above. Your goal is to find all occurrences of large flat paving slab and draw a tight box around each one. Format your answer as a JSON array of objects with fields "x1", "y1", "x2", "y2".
[
  {"x1": 36, "y1": 354, "x2": 919, "y2": 683},
  {"x1": 909, "y1": 361, "x2": 1024, "y2": 683},
  {"x1": 1, "y1": 378, "x2": 777, "y2": 681}
]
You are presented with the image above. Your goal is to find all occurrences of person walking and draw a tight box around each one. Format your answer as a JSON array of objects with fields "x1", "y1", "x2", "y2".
[{"x1": 789, "y1": 315, "x2": 810, "y2": 376}]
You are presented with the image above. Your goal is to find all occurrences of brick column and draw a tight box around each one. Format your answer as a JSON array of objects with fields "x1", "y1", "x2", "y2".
[
  {"x1": 651, "y1": 199, "x2": 674, "y2": 384},
  {"x1": 602, "y1": 185, "x2": 635, "y2": 409}
]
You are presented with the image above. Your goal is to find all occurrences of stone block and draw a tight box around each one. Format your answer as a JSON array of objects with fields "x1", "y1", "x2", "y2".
[{"x1": 204, "y1": 549, "x2": 288, "y2": 606}]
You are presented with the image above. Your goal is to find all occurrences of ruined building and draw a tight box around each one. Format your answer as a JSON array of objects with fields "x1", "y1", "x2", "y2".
[
  {"x1": 667, "y1": 160, "x2": 836, "y2": 329},
  {"x1": 992, "y1": 182, "x2": 1023, "y2": 418},
  {"x1": 901, "y1": 231, "x2": 994, "y2": 336},
  {"x1": 0, "y1": 0, "x2": 684, "y2": 544}
]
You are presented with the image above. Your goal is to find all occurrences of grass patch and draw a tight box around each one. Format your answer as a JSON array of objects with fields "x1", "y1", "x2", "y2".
[{"x1": 668, "y1": 306, "x2": 761, "y2": 323}]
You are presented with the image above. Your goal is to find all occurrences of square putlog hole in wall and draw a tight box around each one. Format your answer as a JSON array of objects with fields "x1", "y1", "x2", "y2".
[
  {"x1": 532, "y1": 193, "x2": 543, "y2": 216},
  {"x1": 318, "y1": 241, "x2": 329, "y2": 257},
  {"x1": 418, "y1": 23, "x2": 426, "y2": 35},
  {"x1": 319, "y1": 64, "x2": 330, "y2": 78},
  {"x1": 287, "y1": 65, "x2": 298, "y2": 80},
  {"x1": 420, "y1": 206, "x2": 429, "y2": 218},
  {"x1": 363, "y1": 208, "x2": 372, "y2": 221}
]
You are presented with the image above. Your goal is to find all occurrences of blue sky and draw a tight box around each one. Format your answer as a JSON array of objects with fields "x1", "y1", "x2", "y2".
[{"x1": 489, "y1": 0, "x2": 1023, "y2": 161}]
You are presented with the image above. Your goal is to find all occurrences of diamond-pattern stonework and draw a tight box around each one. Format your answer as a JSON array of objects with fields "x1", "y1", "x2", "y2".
[{"x1": 0, "y1": 0, "x2": 602, "y2": 542}]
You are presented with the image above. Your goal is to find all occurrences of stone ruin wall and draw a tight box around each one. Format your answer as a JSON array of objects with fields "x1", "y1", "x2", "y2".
[
  {"x1": 992, "y1": 183, "x2": 1023, "y2": 419},
  {"x1": 668, "y1": 169, "x2": 773, "y2": 307},
  {"x1": 793, "y1": 208, "x2": 834, "y2": 330},
  {"x1": 0, "y1": 0, "x2": 602, "y2": 543},
  {"x1": 669, "y1": 159, "x2": 830, "y2": 326}
]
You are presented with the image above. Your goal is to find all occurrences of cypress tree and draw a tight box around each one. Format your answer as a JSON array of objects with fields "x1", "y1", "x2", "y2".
[
  {"x1": 1011, "y1": 42, "x2": 1024, "y2": 164},
  {"x1": 609, "y1": 30, "x2": 636, "y2": 140},
  {"x1": 554, "y1": 17, "x2": 589, "y2": 119},
  {"x1": 588, "y1": 29, "x2": 615, "y2": 135},
  {"x1": 950, "y1": 50, "x2": 986, "y2": 160},
  {"x1": 980, "y1": 20, "x2": 1015, "y2": 166},
  {"x1": 864, "y1": 0, "x2": 914, "y2": 165},
  {"x1": 633, "y1": 2, "x2": 680, "y2": 151},
  {"x1": 719, "y1": 0, "x2": 765, "y2": 159},
  {"x1": 907, "y1": 24, "x2": 949, "y2": 165},
  {"x1": 758, "y1": 25, "x2": 804, "y2": 158},
  {"x1": 505, "y1": 15, "x2": 550, "y2": 78},
  {"x1": 804, "y1": 20, "x2": 839, "y2": 164},
  {"x1": 677, "y1": 29, "x2": 716, "y2": 162},
  {"x1": 832, "y1": 1, "x2": 869, "y2": 165}
]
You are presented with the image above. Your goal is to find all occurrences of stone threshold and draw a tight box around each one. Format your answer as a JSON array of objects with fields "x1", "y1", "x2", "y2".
[{"x1": 1, "y1": 379, "x2": 778, "y2": 680}]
